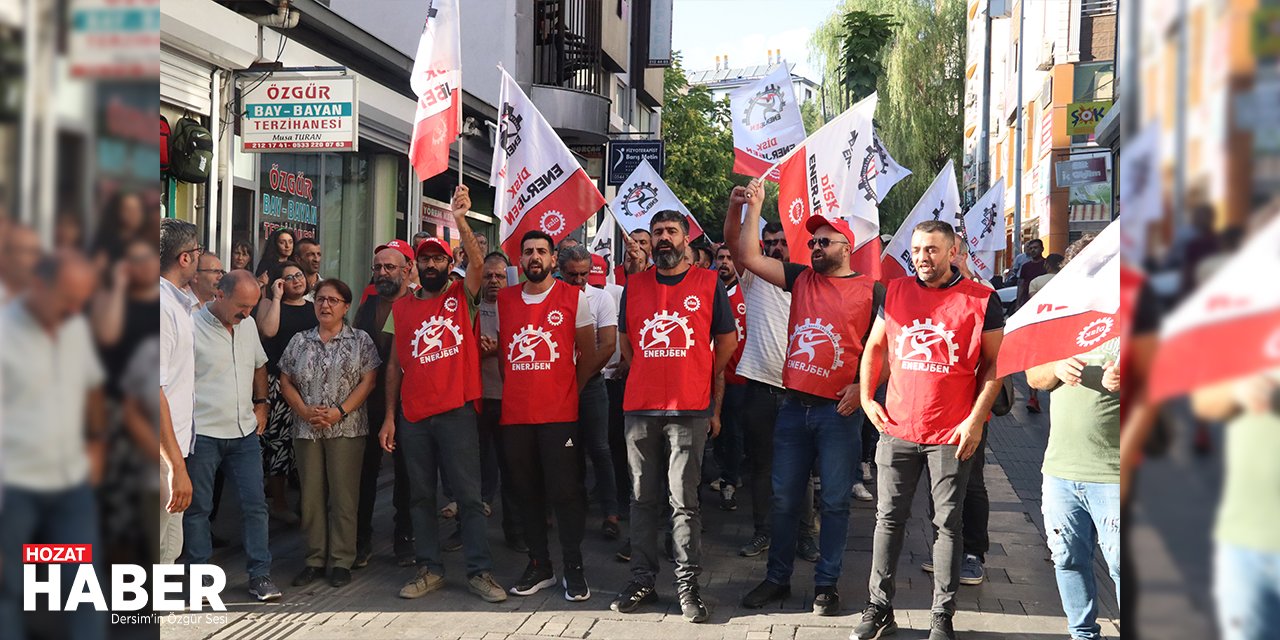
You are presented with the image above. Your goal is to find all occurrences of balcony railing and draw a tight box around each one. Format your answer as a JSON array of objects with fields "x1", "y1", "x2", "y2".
[
  {"x1": 1082, "y1": 0, "x2": 1117, "y2": 17},
  {"x1": 533, "y1": 0, "x2": 605, "y2": 96}
]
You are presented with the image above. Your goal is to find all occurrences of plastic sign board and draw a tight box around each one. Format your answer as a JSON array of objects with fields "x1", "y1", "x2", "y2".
[{"x1": 241, "y1": 76, "x2": 359, "y2": 152}]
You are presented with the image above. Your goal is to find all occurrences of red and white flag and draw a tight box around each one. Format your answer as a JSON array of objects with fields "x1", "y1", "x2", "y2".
[
  {"x1": 608, "y1": 158, "x2": 704, "y2": 240},
  {"x1": 490, "y1": 68, "x2": 606, "y2": 257},
  {"x1": 408, "y1": 0, "x2": 461, "y2": 181},
  {"x1": 730, "y1": 63, "x2": 807, "y2": 180},
  {"x1": 1148, "y1": 213, "x2": 1280, "y2": 401},
  {"x1": 879, "y1": 160, "x2": 961, "y2": 281},
  {"x1": 996, "y1": 219, "x2": 1122, "y2": 378},
  {"x1": 776, "y1": 93, "x2": 880, "y2": 274},
  {"x1": 962, "y1": 181, "x2": 1006, "y2": 252},
  {"x1": 967, "y1": 250, "x2": 997, "y2": 281},
  {"x1": 872, "y1": 131, "x2": 911, "y2": 203}
]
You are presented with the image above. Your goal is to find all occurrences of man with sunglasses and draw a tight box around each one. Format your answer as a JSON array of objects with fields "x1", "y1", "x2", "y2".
[{"x1": 735, "y1": 179, "x2": 884, "y2": 617}]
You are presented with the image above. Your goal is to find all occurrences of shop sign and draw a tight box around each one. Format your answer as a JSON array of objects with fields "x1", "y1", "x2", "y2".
[
  {"x1": 1066, "y1": 101, "x2": 1112, "y2": 136},
  {"x1": 69, "y1": 0, "x2": 161, "y2": 79},
  {"x1": 259, "y1": 154, "x2": 320, "y2": 240},
  {"x1": 241, "y1": 76, "x2": 358, "y2": 152}
]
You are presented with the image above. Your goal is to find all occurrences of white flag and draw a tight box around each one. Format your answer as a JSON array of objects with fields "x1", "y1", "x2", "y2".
[
  {"x1": 873, "y1": 131, "x2": 911, "y2": 203},
  {"x1": 880, "y1": 160, "x2": 961, "y2": 280},
  {"x1": 967, "y1": 250, "x2": 997, "y2": 281},
  {"x1": 730, "y1": 62, "x2": 808, "y2": 180},
  {"x1": 608, "y1": 158, "x2": 705, "y2": 240},
  {"x1": 962, "y1": 181, "x2": 1006, "y2": 252}
]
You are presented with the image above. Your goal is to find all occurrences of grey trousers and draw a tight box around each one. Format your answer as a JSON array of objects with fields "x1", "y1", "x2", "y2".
[
  {"x1": 869, "y1": 433, "x2": 974, "y2": 614},
  {"x1": 625, "y1": 414, "x2": 708, "y2": 590}
]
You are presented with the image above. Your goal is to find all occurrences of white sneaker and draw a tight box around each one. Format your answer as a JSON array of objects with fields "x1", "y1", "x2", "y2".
[
  {"x1": 852, "y1": 483, "x2": 874, "y2": 502},
  {"x1": 861, "y1": 462, "x2": 874, "y2": 484}
]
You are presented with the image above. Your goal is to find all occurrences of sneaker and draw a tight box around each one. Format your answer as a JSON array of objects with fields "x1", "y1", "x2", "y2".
[
  {"x1": 678, "y1": 585, "x2": 709, "y2": 623},
  {"x1": 291, "y1": 566, "x2": 322, "y2": 587},
  {"x1": 329, "y1": 568, "x2": 352, "y2": 588},
  {"x1": 394, "y1": 536, "x2": 416, "y2": 567},
  {"x1": 796, "y1": 537, "x2": 820, "y2": 563},
  {"x1": 248, "y1": 575, "x2": 282, "y2": 602},
  {"x1": 852, "y1": 483, "x2": 874, "y2": 502},
  {"x1": 563, "y1": 564, "x2": 590, "y2": 601},
  {"x1": 852, "y1": 603, "x2": 898, "y2": 639},
  {"x1": 813, "y1": 586, "x2": 840, "y2": 616},
  {"x1": 720, "y1": 484, "x2": 738, "y2": 511},
  {"x1": 740, "y1": 579, "x2": 790, "y2": 609},
  {"x1": 468, "y1": 572, "x2": 509, "y2": 603},
  {"x1": 602, "y1": 519, "x2": 621, "y2": 540},
  {"x1": 398, "y1": 567, "x2": 444, "y2": 599},
  {"x1": 509, "y1": 559, "x2": 556, "y2": 596},
  {"x1": 439, "y1": 501, "x2": 458, "y2": 519},
  {"x1": 862, "y1": 462, "x2": 874, "y2": 484},
  {"x1": 443, "y1": 527, "x2": 463, "y2": 552},
  {"x1": 738, "y1": 533, "x2": 770, "y2": 557},
  {"x1": 610, "y1": 581, "x2": 657, "y2": 613},
  {"x1": 959, "y1": 554, "x2": 985, "y2": 586},
  {"x1": 615, "y1": 540, "x2": 632, "y2": 562},
  {"x1": 353, "y1": 546, "x2": 372, "y2": 569},
  {"x1": 928, "y1": 612, "x2": 956, "y2": 640},
  {"x1": 921, "y1": 560, "x2": 934, "y2": 573},
  {"x1": 708, "y1": 479, "x2": 723, "y2": 492}
]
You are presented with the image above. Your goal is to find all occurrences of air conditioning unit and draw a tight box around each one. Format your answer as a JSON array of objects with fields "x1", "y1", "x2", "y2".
[
  {"x1": 1036, "y1": 41, "x2": 1055, "y2": 71},
  {"x1": 989, "y1": 0, "x2": 1012, "y2": 19}
]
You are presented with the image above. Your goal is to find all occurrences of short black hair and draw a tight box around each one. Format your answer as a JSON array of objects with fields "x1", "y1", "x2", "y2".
[
  {"x1": 296, "y1": 237, "x2": 320, "y2": 250},
  {"x1": 520, "y1": 229, "x2": 555, "y2": 252},
  {"x1": 629, "y1": 228, "x2": 651, "y2": 237},
  {"x1": 650, "y1": 210, "x2": 689, "y2": 233},
  {"x1": 913, "y1": 220, "x2": 957, "y2": 244},
  {"x1": 315, "y1": 278, "x2": 353, "y2": 304},
  {"x1": 716, "y1": 244, "x2": 733, "y2": 258},
  {"x1": 159, "y1": 218, "x2": 198, "y2": 272},
  {"x1": 695, "y1": 245, "x2": 714, "y2": 264},
  {"x1": 483, "y1": 250, "x2": 511, "y2": 266},
  {"x1": 1045, "y1": 253, "x2": 1066, "y2": 272},
  {"x1": 763, "y1": 221, "x2": 784, "y2": 235}
]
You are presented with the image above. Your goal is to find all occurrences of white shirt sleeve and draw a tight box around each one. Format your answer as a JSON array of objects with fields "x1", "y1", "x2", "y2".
[
  {"x1": 575, "y1": 289, "x2": 593, "y2": 328},
  {"x1": 160, "y1": 305, "x2": 176, "y2": 388},
  {"x1": 589, "y1": 287, "x2": 617, "y2": 330}
]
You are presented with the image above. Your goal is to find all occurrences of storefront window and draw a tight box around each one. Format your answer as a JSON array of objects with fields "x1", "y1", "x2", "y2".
[{"x1": 320, "y1": 152, "x2": 372, "y2": 293}]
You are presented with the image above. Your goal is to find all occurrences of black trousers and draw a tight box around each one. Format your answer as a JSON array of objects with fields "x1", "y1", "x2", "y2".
[
  {"x1": 357, "y1": 403, "x2": 413, "y2": 551},
  {"x1": 924, "y1": 426, "x2": 991, "y2": 561},
  {"x1": 479, "y1": 398, "x2": 521, "y2": 538},
  {"x1": 502, "y1": 421, "x2": 587, "y2": 567},
  {"x1": 606, "y1": 378, "x2": 631, "y2": 513},
  {"x1": 742, "y1": 380, "x2": 785, "y2": 536}
]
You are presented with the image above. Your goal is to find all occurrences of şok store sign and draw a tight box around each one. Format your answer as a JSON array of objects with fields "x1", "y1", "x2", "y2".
[{"x1": 241, "y1": 75, "x2": 359, "y2": 151}]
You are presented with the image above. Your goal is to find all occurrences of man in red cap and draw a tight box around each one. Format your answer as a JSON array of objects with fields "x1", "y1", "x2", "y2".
[
  {"x1": 735, "y1": 178, "x2": 883, "y2": 617},
  {"x1": 353, "y1": 237, "x2": 417, "y2": 568},
  {"x1": 376, "y1": 185, "x2": 508, "y2": 604}
]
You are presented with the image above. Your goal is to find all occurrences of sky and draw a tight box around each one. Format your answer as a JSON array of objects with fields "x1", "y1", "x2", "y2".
[{"x1": 670, "y1": 0, "x2": 844, "y2": 81}]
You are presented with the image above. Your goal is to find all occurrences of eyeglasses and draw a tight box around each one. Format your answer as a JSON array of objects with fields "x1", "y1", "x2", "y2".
[
  {"x1": 807, "y1": 238, "x2": 849, "y2": 250},
  {"x1": 197, "y1": 268, "x2": 226, "y2": 276},
  {"x1": 179, "y1": 245, "x2": 205, "y2": 259},
  {"x1": 315, "y1": 296, "x2": 345, "y2": 307},
  {"x1": 371, "y1": 263, "x2": 402, "y2": 273},
  {"x1": 282, "y1": 273, "x2": 306, "y2": 282}
]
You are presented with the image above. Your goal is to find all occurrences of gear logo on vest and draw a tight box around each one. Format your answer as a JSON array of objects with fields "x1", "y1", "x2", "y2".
[
  {"x1": 895, "y1": 318, "x2": 959, "y2": 373},
  {"x1": 507, "y1": 324, "x2": 560, "y2": 371},
  {"x1": 443, "y1": 297, "x2": 459, "y2": 313},
  {"x1": 639, "y1": 311, "x2": 695, "y2": 358},
  {"x1": 411, "y1": 315, "x2": 465, "y2": 364},
  {"x1": 546, "y1": 309, "x2": 565, "y2": 326},
  {"x1": 786, "y1": 318, "x2": 844, "y2": 379},
  {"x1": 1075, "y1": 317, "x2": 1114, "y2": 349},
  {"x1": 683, "y1": 295, "x2": 702, "y2": 312},
  {"x1": 737, "y1": 302, "x2": 747, "y2": 316}
]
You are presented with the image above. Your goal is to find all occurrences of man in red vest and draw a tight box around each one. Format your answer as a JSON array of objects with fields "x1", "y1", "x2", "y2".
[
  {"x1": 497, "y1": 230, "x2": 596, "y2": 602},
  {"x1": 734, "y1": 180, "x2": 884, "y2": 617},
  {"x1": 610, "y1": 211, "x2": 739, "y2": 623},
  {"x1": 853, "y1": 220, "x2": 1005, "y2": 640},
  {"x1": 377, "y1": 185, "x2": 508, "y2": 604}
]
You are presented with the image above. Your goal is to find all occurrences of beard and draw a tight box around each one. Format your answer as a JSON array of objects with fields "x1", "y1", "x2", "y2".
[
  {"x1": 811, "y1": 251, "x2": 837, "y2": 274},
  {"x1": 419, "y1": 267, "x2": 449, "y2": 292},
  {"x1": 717, "y1": 265, "x2": 734, "y2": 282},
  {"x1": 524, "y1": 262, "x2": 550, "y2": 283},
  {"x1": 373, "y1": 274, "x2": 403, "y2": 297},
  {"x1": 653, "y1": 241, "x2": 684, "y2": 270}
]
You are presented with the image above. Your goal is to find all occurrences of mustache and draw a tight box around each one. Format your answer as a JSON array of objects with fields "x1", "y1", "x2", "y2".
[{"x1": 654, "y1": 241, "x2": 676, "y2": 252}]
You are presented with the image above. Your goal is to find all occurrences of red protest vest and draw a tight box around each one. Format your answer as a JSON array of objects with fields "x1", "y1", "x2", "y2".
[
  {"x1": 497, "y1": 281, "x2": 581, "y2": 425},
  {"x1": 392, "y1": 280, "x2": 481, "y2": 422},
  {"x1": 883, "y1": 276, "x2": 991, "y2": 444},
  {"x1": 623, "y1": 267, "x2": 718, "y2": 412},
  {"x1": 725, "y1": 282, "x2": 748, "y2": 385},
  {"x1": 782, "y1": 270, "x2": 876, "y2": 399}
]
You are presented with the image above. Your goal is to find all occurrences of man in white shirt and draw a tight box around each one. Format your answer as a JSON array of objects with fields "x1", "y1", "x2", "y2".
[
  {"x1": 188, "y1": 252, "x2": 225, "y2": 308},
  {"x1": 158, "y1": 218, "x2": 199, "y2": 564}
]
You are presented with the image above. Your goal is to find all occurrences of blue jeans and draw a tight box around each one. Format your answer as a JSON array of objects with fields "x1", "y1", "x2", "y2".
[
  {"x1": 579, "y1": 375, "x2": 618, "y2": 518},
  {"x1": 0, "y1": 484, "x2": 104, "y2": 640},
  {"x1": 1042, "y1": 474, "x2": 1120, "y2": 640},
  {"x1": 714, "y1": 382, "x2": 747, "y2": 487},
  {"x1": 398, "y1": 404, "x2": 493, "y2": 578},
  {"x1": 184, "y1": 434, "x2": 273, "y2": 578},
  {"x1": 1216, "y1": 543, "x2": 1280, "y2": 640},
  {"x1": 766, "y1": 397, "x2": 862, "y2": 587}
]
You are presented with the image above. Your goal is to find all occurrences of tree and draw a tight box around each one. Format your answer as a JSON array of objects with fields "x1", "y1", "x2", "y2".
[
  {"x1": 838, "y1": 11, "x2": 898, "y2": 105},
  {"x1": 809, "y1": 0, "x2": 965, "y2": 234}
]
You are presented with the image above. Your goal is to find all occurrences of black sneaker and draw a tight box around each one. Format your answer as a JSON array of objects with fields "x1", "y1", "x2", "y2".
[
  {"x1": 796, "y1": 537, "x2": 820, "y2": 563},
  {"x1": 720, "y1": 484, "x2": 738, "y2": 511},
  {"x1": 740, "y1": 579, "x2": 790, "y2": 609},
  {"x1": 291, "y1": 566, "x2": 322, "y2": 587},
  {"x1": 248, "y1": 575, "x2": 282, "y2": 602},
  {"x1": 610, "y1": 581, "x2": 657, "y2": 613},
  {"x1": 602, "y1": 519, "x2": 621, "y2": 540},
  {"x1": 615, "y1": 540, "x2": 631, "y2": 562},
  {"x1": 852, "y1": 603, "x2": 898, "y2": 639},
  {"x1": 395, "y1": 536, "x2": 416, "y2": 567},
  {"x1": 443, "y1": 527, "x2": 463, "y2": 552},
  {"x1": 563, "y1": 564, "x2": 590, "y2": 602},
  {"x1": 738, "y1": 533, "x2": 770, "y2": 557},
  {"x1": 509, "y1": 559, "x2": 556, "y2": 596},
  {"x1": 329, "y1": 568, "x2": 352, "y2": 588},
  {"x1": 813, "y1": 586, "x2": 840, "y2": 616},
  {"x1": 678, "y1": 585, "x2": 708, "y2": 623},
  {"x1": 928, "y1": 612, "x2": 956, "y2": 640}
]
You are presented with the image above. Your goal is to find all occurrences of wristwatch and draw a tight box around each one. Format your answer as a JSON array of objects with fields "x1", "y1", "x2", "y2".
[
  {"x1": 253, "y1": 398, "x2": 267, "y2": 405},
  {"x1": 337, "y1": 405, "x2": 349, "y2": 419}
]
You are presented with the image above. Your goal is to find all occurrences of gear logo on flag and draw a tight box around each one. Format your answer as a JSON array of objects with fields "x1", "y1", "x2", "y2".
[
  {"x1": 412, "y1": 315, "x2": 465, "y2": 359},
  {"x1": 1075, "y1": 317, "x2": 1114, "y2": 348},
  {"x1": 895, "y1": 319, "x2": 960, "y2": 368},
  {"x1": 683, "y1": 295, "x2": 702, "y2": 312},
  {"x1": 858, "y1": 145, "x2": 878, "y2": 203},
  {"x1": 540, "y1": 210, "x2": 566, "y2": 235},
  {"x1": 499, "y1": 103, "x2": 523, "y2": 156},
  {"x1": 788, "y1": 198, "x2": 805, "y2": 225},
  {"x1": 742, "y1": 84, "x2": 786, "y2": 131},
  {"x1": 508, "y1": 324, "x2": 560, "y2": 366},
  {"x1": 546, "y1": 309, "x2": 565, "y2": 327},
  {"x1": 443, "y1": 297, "x2": 459, "y2": 313},
  {"x1": 621, "y1": 182, "x2": 660, "y2": 218},
  {"x1": 788, "y1": 318, "x2": 845, "y2": 371}
]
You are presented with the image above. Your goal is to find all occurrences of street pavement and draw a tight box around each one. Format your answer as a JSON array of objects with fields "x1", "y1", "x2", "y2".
[{"x1": 161, "y1": 383, "x2": 1119, "y2": 640}]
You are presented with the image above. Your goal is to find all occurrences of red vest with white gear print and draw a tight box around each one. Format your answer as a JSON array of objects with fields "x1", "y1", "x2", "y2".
[
  {"x1": 497, "y1": 281, "x2": 581, "y2": 425},
  {"x1": 883, "y1": 276, "x2": 991, "y2": 445},
  {"x1": 392, "y1": 280, "x2": 481, "y2": 422},
  {"x1": 623, "y1": 267, "x2": 718, "y2": 412},
  {"x1": 783, "y1": 269, "x2": 875, "y2": 399},
  {"x1": 725, "y1": 282, "x2": 748, "y2": 385}
]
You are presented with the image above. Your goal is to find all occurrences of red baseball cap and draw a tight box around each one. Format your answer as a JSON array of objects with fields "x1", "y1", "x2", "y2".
[
  {"x1": 805, "y1": 214, "x2": 857, "y2": 247},
  {"x1": 588, "y1": 254, "x2": 608, "y2": 286},
  {"x1": 415, "y1": 237, "x2": 454, "y2": 260},
  {"x1": 374, "y1": 239, "x2": 414, "y2": 263}
]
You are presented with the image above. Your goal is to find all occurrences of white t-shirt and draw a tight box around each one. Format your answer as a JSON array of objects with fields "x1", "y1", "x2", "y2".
[
  {"x1": 515, "y1": 280, "x2": 593, "y2": 328},
  {"x1": 159, "y1": 277, "x2": 197, "y2": 457},
  {"x1": 600, "y1": 283, "x2": 626, "y2": 378},
  {"x1": 583, "y1": 284, "x2": 618, "y2": 332},
  {"x1": 734, "y1": 270, "x2": 792, "y2": 388}
]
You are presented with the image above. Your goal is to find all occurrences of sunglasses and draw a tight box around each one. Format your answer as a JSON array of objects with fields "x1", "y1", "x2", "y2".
[{"x1": 807, "y1": 238, "x2": 849, "y2": 250}]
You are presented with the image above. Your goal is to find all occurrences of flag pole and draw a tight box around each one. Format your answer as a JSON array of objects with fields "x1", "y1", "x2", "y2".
[{"x1": 457, "y1": 97, "x2": 465, "y2": 186}]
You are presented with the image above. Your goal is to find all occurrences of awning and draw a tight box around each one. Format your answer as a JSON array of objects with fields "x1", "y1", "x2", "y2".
[{"x1": 1069, "y1": 203, "x2": 1111, "y2": 222}]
